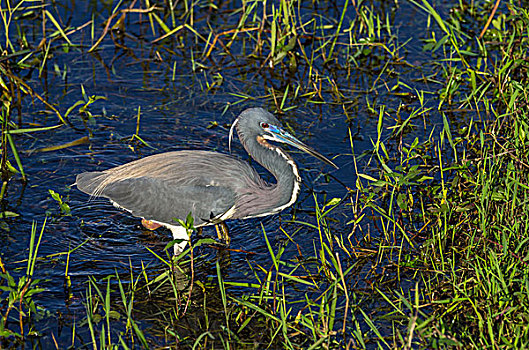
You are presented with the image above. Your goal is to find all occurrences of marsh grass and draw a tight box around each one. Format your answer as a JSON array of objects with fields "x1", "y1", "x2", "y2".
[
  {"x1": 1, "y1": 0, "x2": 529, "y2": 348},
  {"x1": 0, "y1": 220, "x2": 46, "y2": 341},
  {"x1": 350, "y1": 2, "x2": 529, "y2": 347}
]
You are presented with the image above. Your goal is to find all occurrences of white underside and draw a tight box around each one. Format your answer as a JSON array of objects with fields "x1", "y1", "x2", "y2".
[{"x1": 157, "y1": 222, "x2": 190, "y2": 254}]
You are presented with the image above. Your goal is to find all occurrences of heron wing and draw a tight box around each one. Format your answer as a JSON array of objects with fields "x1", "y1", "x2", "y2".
[
  {"x1": 76, "y1": 151, "x2": 265, "y2": 191},
  {"x1": 80, "y1": 175, "x2": 236, "y2": 226}
]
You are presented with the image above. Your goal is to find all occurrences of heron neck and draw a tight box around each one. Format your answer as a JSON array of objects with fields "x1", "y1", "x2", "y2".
[{"x1": 245, "y1": 137, "x2": 301, "y2": 214}]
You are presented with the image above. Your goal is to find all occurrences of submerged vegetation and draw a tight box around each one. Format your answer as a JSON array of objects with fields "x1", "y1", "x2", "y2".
[{"x1": 1, "y1": 0, "x2": 529, "y2": 348}]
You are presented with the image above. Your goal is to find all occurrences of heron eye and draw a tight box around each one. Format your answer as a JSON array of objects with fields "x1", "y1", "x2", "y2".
[{"x1": 260, "y1": 122, "x2": 269, "y2": 129}]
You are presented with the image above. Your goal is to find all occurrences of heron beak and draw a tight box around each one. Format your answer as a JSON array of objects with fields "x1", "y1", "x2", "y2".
[{"x1": 264, "y1": 125, "x2": 339, "y2": 169}]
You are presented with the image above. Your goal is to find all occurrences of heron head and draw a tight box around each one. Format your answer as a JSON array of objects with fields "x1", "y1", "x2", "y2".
[{"x1": 229, "y1": 108, "x2": 338, "y2": 169}]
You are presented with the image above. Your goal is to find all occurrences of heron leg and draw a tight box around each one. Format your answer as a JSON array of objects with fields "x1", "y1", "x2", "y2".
[
  {"x1": 215, "y1": 224, "x2": 223, "y2": 240},
  {"x1": 215, "y1": 222, "x2": 230, "y2": 245},
  {"x1": 221, "y1": 222, "x2": 230, "y2": 244}
]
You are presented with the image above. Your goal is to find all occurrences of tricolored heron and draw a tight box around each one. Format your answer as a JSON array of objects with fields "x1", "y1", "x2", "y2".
[{"x1": 76, "y1": 108, "x2": 337, "y2": 252}]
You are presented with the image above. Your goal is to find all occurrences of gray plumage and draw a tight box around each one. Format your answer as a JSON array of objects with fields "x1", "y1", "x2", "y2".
[{"x1": 76, "y1": 108, "x2": 337, "y2": 249}]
